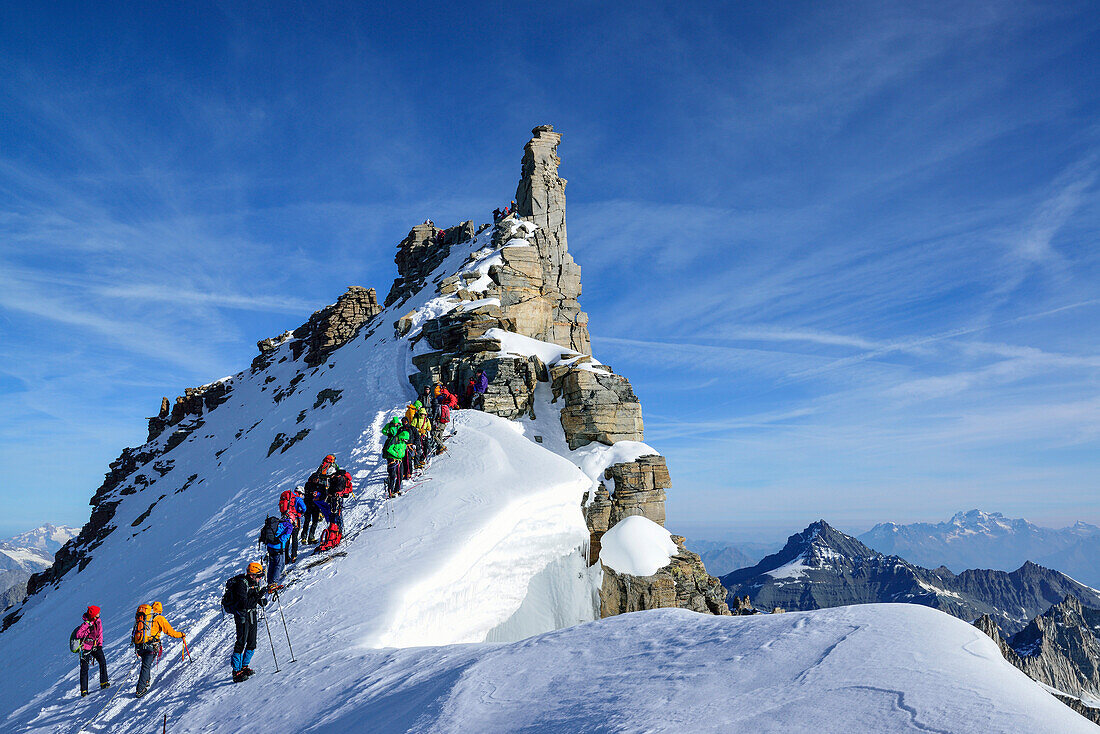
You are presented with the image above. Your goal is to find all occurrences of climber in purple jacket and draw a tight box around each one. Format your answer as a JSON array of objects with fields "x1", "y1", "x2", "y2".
[{"x1": 472, "y1": 369, "x2": 489, "y2": 410}]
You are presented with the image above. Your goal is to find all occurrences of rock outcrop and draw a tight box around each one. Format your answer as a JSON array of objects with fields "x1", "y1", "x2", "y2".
[
  {"x1": 512, "y1": 125, "x2": 590, "y2": 354},
  {"x1": 147, "y1": 380, "x2": 231, "y2": 442},
  {"x1": 554, "y1": 367, "x2": 644, "y2": 450},
  {"x1": 386, "y1": 221, "x2": 477, "y2": 307},
  {"x1": 976, "y1": 599, "x2": 1100, "y2": 726},
  {"x1": 291, "y1": 286, "x2": 383, "y2": 366},
  {"x1": 600, "y1": 536, "x2": 731, "y2": 617},
  {"x1": 584, "y1": 455, "x2": 669, "y2": 557}
]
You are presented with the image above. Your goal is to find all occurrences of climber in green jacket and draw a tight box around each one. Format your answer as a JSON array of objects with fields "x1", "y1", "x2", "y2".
[
  {"x1": 383, "y1": 430, "x2": 407, "y2": 498},
  {"x1": 381, "y1": 416, "x2": 401, "y2": 439}
]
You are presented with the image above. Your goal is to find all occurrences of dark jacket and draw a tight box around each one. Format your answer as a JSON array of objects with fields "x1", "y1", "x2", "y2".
[
  {"x1": 474, "y1": 372, "x2": 489, "y2": 394},
  {"x1": 304, "y1": 469, "x2": 327, "y2": 507},
  {"x1": 225, "y1": 574, "x2": 268, "y2": 613},
  {"x1": 327, "y1": 470, "x2": 353, "y2": 510}
]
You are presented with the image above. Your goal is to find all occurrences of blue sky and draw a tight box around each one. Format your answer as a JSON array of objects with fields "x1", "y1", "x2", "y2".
[{"x1": 1, "y1": 1, "x2": 1098, "y2": 541}]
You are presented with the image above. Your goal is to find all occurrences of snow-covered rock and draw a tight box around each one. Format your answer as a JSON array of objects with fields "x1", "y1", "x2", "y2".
[{"x1": 597, "y1": 515, "x2": 677, "y2": 577}]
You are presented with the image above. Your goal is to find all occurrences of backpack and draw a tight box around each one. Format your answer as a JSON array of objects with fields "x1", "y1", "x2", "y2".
[
  {"x1": 260, "y1": 516, "x2": 281, "y2": 545},
  {"x1": 69, "y1": 626, "x2": 83, "y2": 654},
  {"x1": 279, "y1": 490, "x2": 295, "y2": 516},
  {"x1": 221, "y1": 574, "x2": 243, "y2": 614},
  {"x1": 131, "y1": 607, "x2": 152, "y2": 646},
  {"x1": 439, "y1": 403, "x2": 450, "y2": 424}
]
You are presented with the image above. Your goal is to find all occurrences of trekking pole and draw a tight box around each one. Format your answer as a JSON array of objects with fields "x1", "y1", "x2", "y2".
[
  {"x1": 273, "y1": 591, "x2": 297, "y2": 663},
  {"x1": 182, "y1": 637, "x2": 193, "y2": 664},
  {"x1": 259, "y1": 606, "x2": 280, "y2": 673}
]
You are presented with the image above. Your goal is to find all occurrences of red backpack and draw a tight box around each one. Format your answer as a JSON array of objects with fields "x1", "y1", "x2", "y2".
[
  {"x1": 279, "y1": 490, "x2": 298, "y2": 518},
  {"x1": 439, "y1": 403, "x2": 451, "y2": 424}
]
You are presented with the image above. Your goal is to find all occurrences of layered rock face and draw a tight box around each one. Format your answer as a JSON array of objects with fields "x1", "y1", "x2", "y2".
[
  {"x1": 555, "y1": 368, "x2": 644, "y2": 450},
  {"x1": 508, "y1": 125, "x2": 590, "y2": 354},
  {"x1": 585, "y1": 456, "x2": 670, "y2": 560}
]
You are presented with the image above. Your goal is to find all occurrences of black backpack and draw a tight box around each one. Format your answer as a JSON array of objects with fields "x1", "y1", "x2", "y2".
[
  {"x1": 221, "y1": 574, "x2": 244, "y2": 614},
  {"x1": 260, "y1": 516, "x2": 281, "y2": 545}
]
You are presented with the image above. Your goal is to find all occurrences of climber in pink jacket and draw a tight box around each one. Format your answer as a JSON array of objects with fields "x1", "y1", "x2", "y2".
[{"x1": 74, "y1": 605, "x2": 109, "y2": 696}]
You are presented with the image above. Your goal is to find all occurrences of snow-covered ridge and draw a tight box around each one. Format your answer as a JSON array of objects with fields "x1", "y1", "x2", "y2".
[{"x1": 0, "y1": 219, "x2": 612, "y2": 730}]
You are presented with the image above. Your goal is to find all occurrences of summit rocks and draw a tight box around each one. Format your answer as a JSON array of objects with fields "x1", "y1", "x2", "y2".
[{"x1": 402, "y1": 126, "x2": 727, "y2": 619}]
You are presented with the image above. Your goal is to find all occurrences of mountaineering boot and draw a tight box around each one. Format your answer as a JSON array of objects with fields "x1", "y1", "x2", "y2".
[
  {"x1": 232, "y1": 670, "x2": 247, "y2": 683},
  {"x1": 101, "y1": 681, "x2": 110, "y2": 689},
  {"x1": 242, "y1": 666, "x2": 256, "y2": 677},
  {"x1": 307, "y1": 536, "x2": 317, "y2": 544},
  {"x1": 135, "y1": 687, "x2": 148, "y2": 698},
  {"x1": 80, "y1": 690, "x2": 88, "y2": 697}
]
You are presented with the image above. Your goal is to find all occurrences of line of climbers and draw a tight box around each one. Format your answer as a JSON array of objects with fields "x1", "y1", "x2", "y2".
[
  {"x1": 492, "y1": 201, "x2": 518, "y2": 222},
  {"x1": 67, "y1": 373, "x2": 493, "y2": 697}
]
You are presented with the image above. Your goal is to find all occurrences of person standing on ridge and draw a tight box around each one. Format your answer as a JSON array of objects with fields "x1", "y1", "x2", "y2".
[
  {"x1": 473, "y1": 369, "x2": 488, "y2": 410},
  {"x1": 383, "y1": 430, "x2": 407, "y2": 497},
  {"x1": 397, "y1": 423, "x2": 417, "y2": 480},
  {"x1": 73, "y1": 605, "x2": 109, "y2": 696},
  {"x1": 405, "y1": 400, "x2": 421, "y2": 423},
  {"x1": 222, "y1": 562, "x2": 270, "y2": 683},
  {"x1": 132, "y1": 601, "x2": 185, "y2": 697},
  {"x1": 462, "y1": 376, "x2": 476, "y2": 409},
  {"x1": 261, "y1": 515, "x2": 294, "y2": 585},
  {"x1": 412, "y1": 406, "x2": 432, "y2": 464},
  {"x1": 302, "y1": 456, "x2": 332, "y2": 543},
  {"x1": 280, "y1": 487, "x2": 307, "y2": 563},
  {"x1": 327, "y1": 464, "x2": 354, "y2": 533}
]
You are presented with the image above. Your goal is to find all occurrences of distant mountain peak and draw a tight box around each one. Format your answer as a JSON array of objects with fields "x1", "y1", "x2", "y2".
[{"x1": 724, "y1": 520, "x2": 1100, "y2": 636}]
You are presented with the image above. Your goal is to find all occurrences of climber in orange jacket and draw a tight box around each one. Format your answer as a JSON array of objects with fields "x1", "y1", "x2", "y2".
[{"x1": 132, "y1": 601, "x2": 185, "y2": 697}]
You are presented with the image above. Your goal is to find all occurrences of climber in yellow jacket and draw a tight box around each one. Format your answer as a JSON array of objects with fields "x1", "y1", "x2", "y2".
[
  {"x1": 412, "y1": 407, "x2": 433, "y2": 462},
  {"x1": 132, "y1": 601, "x2": 185, "y2": 697}
]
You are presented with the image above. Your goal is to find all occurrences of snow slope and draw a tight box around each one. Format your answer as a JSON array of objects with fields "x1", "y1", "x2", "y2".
[
  {"x1": 26, "y1": 603, "x2": 1100, "y2": 733},
  {"x1": 0, "y1": 228, "x2": 603, "y2": 731}
]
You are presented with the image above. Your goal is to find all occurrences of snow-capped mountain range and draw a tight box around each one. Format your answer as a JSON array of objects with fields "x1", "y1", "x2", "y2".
[
  {"x1": 723, "y1": 520, "x2": 1100, "y2": 635},
  {"x1": 0, "y1": 127, "x2": 1094, "y2": 733},
  {"x1": 859, "y1": 510, "x2": 1100, "y2": 587},
  {"x1": 0, "y1": 524, "x2": 78, "y2": 609}
]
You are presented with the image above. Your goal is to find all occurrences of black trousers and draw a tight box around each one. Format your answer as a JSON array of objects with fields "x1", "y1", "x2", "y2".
[
  {"x1": 387, "y1": 459, "x2": 402, "y2": 497},
  {"x1": 79, "y1": 646, "x2": 108, "y2": 691},
  {"x1": 285, "y1": 525, "x2": 299, "y2": 562},
  {"x1": 233, "y1": 610, "x2": 259, "y2": 654},
  {"x1": 303, "y1": 505, "x2": 321, "y2": 539}
]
